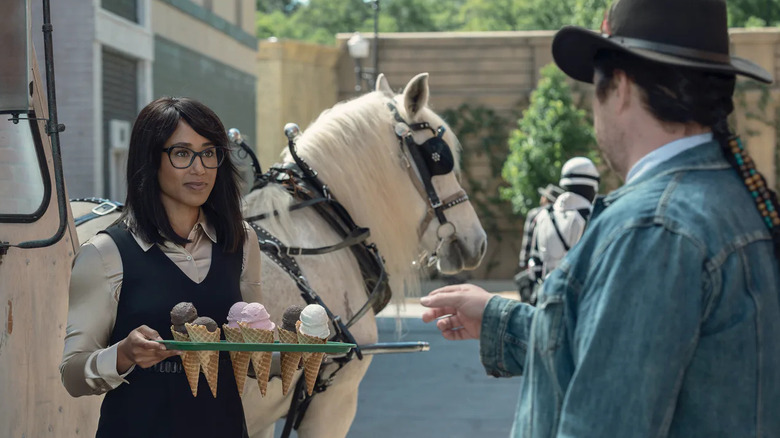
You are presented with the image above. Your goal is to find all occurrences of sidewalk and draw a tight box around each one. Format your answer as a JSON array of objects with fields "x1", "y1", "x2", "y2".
[{"x1": 377, "y1": 279, "x2": 519, "y2": 318}]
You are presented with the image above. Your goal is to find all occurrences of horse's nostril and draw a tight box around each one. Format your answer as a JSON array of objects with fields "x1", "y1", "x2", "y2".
[{"x1": 479, "y1": 238, "x2": 487, "y2": 256}]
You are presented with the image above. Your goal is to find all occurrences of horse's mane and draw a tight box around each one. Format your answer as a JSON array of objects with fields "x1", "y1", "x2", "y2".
[{"x1": 295, "y1": 91, "x2": 425, "y2": 297}]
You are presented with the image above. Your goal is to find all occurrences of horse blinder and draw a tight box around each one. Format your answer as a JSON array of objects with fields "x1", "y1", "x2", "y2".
[{"x1": 419, "y1": 127, "x2": 454, "y2": 176}]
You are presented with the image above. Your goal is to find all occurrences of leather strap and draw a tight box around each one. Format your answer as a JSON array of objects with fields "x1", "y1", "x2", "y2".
[
  {"x1": 548, "y1": 211, "x2": 571, "y2": 252},
  {"x1": 72, "y1": 198, "x2": 123, "y2": 227}
]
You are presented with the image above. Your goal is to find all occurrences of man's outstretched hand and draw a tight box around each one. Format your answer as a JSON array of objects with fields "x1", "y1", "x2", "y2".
[{"x1": 420, "y1": 284, "x2": 492, "y2": 341}]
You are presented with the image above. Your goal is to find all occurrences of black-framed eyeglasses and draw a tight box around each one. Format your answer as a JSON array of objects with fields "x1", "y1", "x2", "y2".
[{"x1": 162, "y1": 146, "x2": 226, "y2": 169}]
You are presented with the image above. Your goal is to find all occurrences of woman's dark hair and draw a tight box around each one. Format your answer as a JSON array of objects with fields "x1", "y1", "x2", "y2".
[
  {"x1": 594, "y1": 50, "x2": 780, "y2": 256},
  {"x1": 119, "y1": 96, "x2": 244, "y2": 253}
]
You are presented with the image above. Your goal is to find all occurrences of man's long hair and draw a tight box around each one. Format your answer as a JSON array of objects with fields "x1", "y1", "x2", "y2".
[{"x1": 594, "y1": 50, "x2": 780, "y2": 255}]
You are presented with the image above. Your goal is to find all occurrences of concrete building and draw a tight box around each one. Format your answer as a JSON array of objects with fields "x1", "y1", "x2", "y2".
[{"x1": 32, "y1": 0, "x2": 258, "y2": 200}]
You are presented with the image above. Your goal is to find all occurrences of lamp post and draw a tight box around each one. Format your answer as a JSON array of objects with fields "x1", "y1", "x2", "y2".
[
  {"x1": 348, "y1": 32, "x2": 372, "y2": 92},
  {"x1": 347, "y1": 0, "x2": 380, "y2": 93}
]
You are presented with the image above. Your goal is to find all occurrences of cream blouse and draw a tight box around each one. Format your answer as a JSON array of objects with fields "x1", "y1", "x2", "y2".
[{"x1": 60, "y1": 213, "x2": 262, "y2": 397}]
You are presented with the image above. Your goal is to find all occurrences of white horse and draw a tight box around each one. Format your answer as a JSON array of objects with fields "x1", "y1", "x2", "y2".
[{"x1": 72, "y1": 73, "x2": 487, "y2": 438}]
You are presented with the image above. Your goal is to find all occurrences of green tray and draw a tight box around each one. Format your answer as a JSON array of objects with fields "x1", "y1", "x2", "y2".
[{"x1": 157, "y1": 340, "x2": 354, "y2": 354}]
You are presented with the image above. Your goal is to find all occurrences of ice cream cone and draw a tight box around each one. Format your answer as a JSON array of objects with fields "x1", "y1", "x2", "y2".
[
  {"x1": 296, "y1": 321, "x2": 327, "y2": 396},
  {"x1": 238, "y1": 321, "x2": 274, "y2": 396},
  {"x1": 277, "y1": 327, "x2": 302, "y2": 396},
  {"x1": 185, "y1": 322, "x2": 220, "y2": 398},
  {"x1": 170, "y1": 325, "x2": 200, "y2": 397},
  {"x1": 222, "y1": 324, "x2": 251, "y2": 396}
]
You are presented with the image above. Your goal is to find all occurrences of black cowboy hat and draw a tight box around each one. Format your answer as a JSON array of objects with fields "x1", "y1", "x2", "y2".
[{"x1": 552, "y1": 0, "x2": 773, "y2": 84}]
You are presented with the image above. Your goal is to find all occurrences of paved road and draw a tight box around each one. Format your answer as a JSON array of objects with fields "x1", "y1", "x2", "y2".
[{"x1": 275, "y1": 315, "x2": 522, "y2": 437}]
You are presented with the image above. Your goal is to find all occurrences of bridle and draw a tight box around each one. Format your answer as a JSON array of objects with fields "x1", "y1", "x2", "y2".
[{"x1": 387, "y1": 102, "x2": 470, "y2": 267}]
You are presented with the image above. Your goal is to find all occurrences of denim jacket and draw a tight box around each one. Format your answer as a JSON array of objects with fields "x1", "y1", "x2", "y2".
[{"x1": 481, "y1": 141, "x2": 780, "y2": 437}]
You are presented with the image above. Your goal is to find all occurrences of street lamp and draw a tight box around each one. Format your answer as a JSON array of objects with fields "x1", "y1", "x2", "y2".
[
  {"x1": 347, "y1": 32, "x2": 373, "y2": 92},
  {"x1": 347, "y1": 0, "x2": 380, "y2": 92}
]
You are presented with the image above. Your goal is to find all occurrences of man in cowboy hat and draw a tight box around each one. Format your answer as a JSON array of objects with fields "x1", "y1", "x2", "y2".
[{"x1": 421, "y1": 0, "x2": 780, "y2": 436}]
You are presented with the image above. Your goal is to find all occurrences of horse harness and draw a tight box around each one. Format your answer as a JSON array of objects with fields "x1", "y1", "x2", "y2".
[
  {"x1": 70, "y1": 197, "x2": 123, "y2": 226},
  {"x1": 386, "y1": 102, "x2": 470, "y2": 265},
  {"x1": 242, "y1": 102, "x2": 470, "y2": 437}
]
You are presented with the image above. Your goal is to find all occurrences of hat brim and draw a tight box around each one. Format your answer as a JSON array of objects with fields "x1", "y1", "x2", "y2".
[
  {"x1": 552, "y1": 26, "x2": 773, "y2": 84},
  {"x1": 537, "y1": 185, "x2": 561, "y2": 202}
]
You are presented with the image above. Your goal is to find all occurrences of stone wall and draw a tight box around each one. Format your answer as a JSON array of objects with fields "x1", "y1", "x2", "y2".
[{"x1": 255, "y1": 40, "x2": 341, "y2": 167}]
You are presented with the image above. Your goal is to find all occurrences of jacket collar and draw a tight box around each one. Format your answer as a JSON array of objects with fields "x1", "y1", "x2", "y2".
[
  {"x1": 131, "y1": 209, "x2": 217, "y2": 252},
  {"x1": 596, "y1": 140, "x2": 729, "y2": 211}
]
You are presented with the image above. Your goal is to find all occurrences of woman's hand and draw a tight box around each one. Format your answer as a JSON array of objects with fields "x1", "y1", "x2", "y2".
[{"x1": 116, "y1": 325, "x2": 180, "y2": 373}]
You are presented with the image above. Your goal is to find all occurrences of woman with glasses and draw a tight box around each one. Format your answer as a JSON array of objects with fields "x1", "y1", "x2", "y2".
[{"x1": 60, "y1": 97, "x2": 261, "y2": 437}]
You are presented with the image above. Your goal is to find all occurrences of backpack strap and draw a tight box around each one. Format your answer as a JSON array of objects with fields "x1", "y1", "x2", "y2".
[{"x1": 548, "y1": 210, "x2": 571, "y2": 251}]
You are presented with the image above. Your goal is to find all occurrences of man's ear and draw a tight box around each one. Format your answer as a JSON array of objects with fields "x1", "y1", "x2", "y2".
[{"x1": 614, "y1": 70, "x2": 633, "y2": 113}]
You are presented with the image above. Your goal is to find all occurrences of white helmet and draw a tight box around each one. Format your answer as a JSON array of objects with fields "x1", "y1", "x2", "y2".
[{"x1": 559, "y1": 157, "x2": 600, "y2": 190}]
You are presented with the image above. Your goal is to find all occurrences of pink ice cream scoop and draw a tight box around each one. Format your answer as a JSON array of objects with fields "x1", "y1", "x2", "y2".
[
  {"x1": 226, "y1": 301, "x2": 248, "y2": 328},
  {"x1": 240, "y1": 302, "x2": 275, "y2": 330}
]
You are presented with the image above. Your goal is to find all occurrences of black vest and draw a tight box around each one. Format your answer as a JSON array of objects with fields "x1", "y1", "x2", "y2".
[{"x1": 96, "y1": 224, "x2": 248, "y2": 438}]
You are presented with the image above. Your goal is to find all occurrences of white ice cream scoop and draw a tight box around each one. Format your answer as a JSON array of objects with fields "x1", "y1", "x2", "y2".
[{"x1": 299, "y1": 304, "x2": 330, "y2": 339}]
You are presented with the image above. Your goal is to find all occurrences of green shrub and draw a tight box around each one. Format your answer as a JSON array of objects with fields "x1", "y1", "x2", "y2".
[{"x1": 501, "y1": 63, "x2": 599, "y2": 216}]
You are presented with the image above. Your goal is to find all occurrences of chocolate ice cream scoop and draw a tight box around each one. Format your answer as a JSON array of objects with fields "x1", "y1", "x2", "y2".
[
  {"x1": 171, "y1": 302, "x2": 198, "y2": 333},
  {"x1": 282, "y1": 305, "x2": 304, "y2": 332},
  {"x1": 191, "y1": 316, "x2": 218, "y2": 332}
]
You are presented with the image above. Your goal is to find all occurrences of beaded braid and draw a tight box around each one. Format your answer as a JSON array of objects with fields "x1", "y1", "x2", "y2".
[{"x1": 716, "y1": 134, "x2": 780, "y2": 257}]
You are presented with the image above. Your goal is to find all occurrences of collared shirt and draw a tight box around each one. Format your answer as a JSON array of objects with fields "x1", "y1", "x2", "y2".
[
  {"x1": 480, "y1": 140, "x2": 780, "y2": 437},
  {"x1": 626, "y1": 132, "x2": 713, "y2": 183},
  {"x1": 60, "y1": 212, "x2": 262, "y2": 397}
]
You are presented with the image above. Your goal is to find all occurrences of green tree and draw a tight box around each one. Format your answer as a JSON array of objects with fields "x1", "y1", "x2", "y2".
[
  {"x1": 457, "y1": 0, "x2": 607, "y2": 31},
  {"x1": 501, "y1": 64, "x2": 598, "y2": 216},
  {"x1": 255, "y1": 0, "x2": 299, "y2": 15},
  {"x1": 256, "y1": 0, "x2": 462, "y2": 44},
  {"x1": 728, "y1": 0, "x2": 780, "y2": 27}
]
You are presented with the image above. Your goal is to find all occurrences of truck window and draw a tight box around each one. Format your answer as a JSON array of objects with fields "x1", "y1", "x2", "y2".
[{"x1": 0, "y1": 113, "x2": 50, "y2": 221}]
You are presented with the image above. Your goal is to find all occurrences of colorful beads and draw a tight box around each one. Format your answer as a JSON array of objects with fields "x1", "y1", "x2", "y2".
[{"x1": 726, "y1": 136, "x2": 780, "y2": 235}]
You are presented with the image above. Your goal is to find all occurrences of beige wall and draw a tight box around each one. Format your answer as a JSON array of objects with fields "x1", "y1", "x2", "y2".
[
  {"x1": 259, "y1": 29, "x2": 780, "y2": 279},
  {"x1": 151, "y1": 0, "x2": 257, "y2": 76},
  {"x1": 255, "y1": 39, "x2": 341, "y2": 166}
]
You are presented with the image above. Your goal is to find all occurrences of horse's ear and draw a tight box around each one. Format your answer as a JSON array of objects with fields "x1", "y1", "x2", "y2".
[
  {"x1": 402, "y1": 73, "x2": 429, "y2": 118},
  {"x1": 375, "y1": 73, "x2": 394, "y2": 97}
]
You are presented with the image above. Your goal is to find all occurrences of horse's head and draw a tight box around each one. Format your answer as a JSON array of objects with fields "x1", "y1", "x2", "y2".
[
  {"x1": 287, "y1": 73, "x2": 487, "y2": 290},
  {"x1": 376, "y1": 73, "x2": 487, "y2": 275}
]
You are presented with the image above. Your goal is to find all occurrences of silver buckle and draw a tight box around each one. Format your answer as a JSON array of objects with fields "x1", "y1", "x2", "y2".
[{"x1": 91, "y1": 201, "x2": 118, "y2": 216}]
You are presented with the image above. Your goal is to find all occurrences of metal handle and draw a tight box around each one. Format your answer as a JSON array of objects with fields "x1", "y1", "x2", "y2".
[{"x1": 357, "y1": 342, "x2": 430, "y2": 355}]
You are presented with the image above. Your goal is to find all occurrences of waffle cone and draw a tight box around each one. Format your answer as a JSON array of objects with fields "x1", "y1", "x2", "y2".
[
  {"x1": 171, "y1": 325, "x2": 200, "y2": 397},
  {"x1": 185, "y1": 323, "x2": 220, "y2": 398},
  {"x1": 277, "y1": 327, "x2": 302, "y2": 396},
  {"x1": 238, "y1": 322, "x2": 274, "y2": 396},
  {"x1": 222, "y1": 324, "x2": 251, "y2": 397},
  {"x1": 297, "y1": 322, "x2": 327, "y2": 396}
]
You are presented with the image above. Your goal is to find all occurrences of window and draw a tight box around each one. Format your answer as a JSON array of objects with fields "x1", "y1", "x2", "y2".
[{"x1": 0, "y1": 114, "x2": 50, "y2": 221}]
